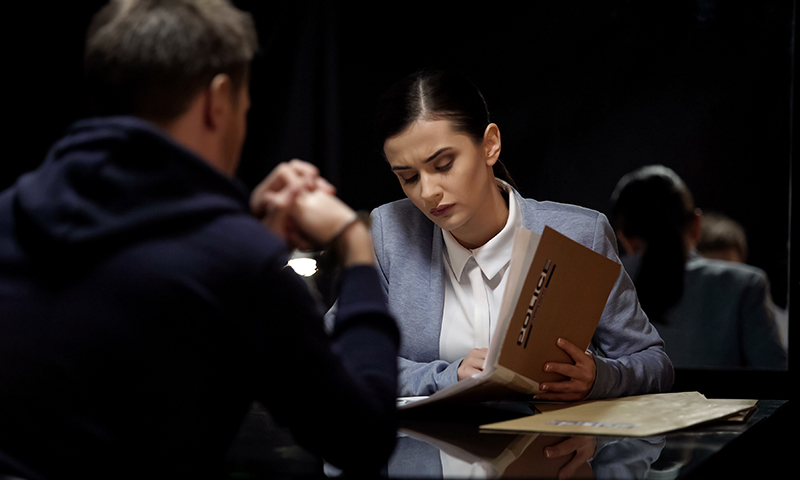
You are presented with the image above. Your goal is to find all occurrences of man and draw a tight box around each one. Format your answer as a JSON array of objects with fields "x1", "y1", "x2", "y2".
[
  {"x1": 0, "y1": 1, "x2": 398, "y2": 478},
  {"x1": 696, "y1": 211, "x2": 789, "y2": 350},
  {"x1": 696, "y1": 211, "x2": 749, "y2": 263}
]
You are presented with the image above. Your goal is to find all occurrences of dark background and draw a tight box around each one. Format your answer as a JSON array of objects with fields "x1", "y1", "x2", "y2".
[{"x1": 4, "y1": 1, "x2": 793, "y2": 393}]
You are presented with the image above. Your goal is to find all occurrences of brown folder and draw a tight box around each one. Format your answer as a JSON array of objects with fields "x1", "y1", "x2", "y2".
[
  {"x1": 398, "y1": 226, "x2": 621, "y2": 410},
  {"x1": 495, "y1": 226, "x2": 621, "y2": 387}
]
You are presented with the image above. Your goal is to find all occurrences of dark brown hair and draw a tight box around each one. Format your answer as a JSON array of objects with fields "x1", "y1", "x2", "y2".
[
  {"x1": 697, "y1": 211, "x2": 748, "y2": 261},
  {"x1": 375, "y1": 69, "x2": 517, "y2": 189},
  {"x1": 610, "y1": 165, "x2": 696, "y2": 323}
]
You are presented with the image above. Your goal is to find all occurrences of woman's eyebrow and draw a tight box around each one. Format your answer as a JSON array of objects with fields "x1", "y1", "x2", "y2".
[
  {"x1": 423, "y1": 147, "x2": 452, "y2": 164},
  {"x1": 391, "y1": 147, "x2": 453, "y2": 171}
]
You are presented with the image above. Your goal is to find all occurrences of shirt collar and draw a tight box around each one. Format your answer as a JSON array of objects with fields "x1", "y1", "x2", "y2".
[{"x1": 443, "y1": 180, "x2": 522, "y2": 282}]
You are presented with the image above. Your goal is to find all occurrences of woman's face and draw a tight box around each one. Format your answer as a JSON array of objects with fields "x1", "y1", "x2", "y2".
[{"x1": 383, "y1": 119, "x2": 502, "y2": 246}]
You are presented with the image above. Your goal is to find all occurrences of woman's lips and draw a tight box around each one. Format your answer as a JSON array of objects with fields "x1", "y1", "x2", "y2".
[{"x1": 430, "y1": 204, "x2": 454, "y2": 217}]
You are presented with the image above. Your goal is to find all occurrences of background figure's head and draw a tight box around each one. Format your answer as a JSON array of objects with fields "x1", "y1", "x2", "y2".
[
  {"x1": 374, "y1": 69, "x2": 516, "y2": 189},
  {"x1": 697, "y1": 211, "x2": 748, "y2": 263},
  {"x1": 84, "y1": 0, "x2": 259, "y2": 123},
  {"x1": 610, "y1": 165, "x2": 699, "y2": 323}
]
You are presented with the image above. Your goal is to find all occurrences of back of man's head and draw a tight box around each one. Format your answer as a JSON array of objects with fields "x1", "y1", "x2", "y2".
[
  {"x1": 697, "y1": 211, "x2": 748, "y2": 263},
  {"x1": 84, "y1": 0, "x2": 258, "y2": 123}
]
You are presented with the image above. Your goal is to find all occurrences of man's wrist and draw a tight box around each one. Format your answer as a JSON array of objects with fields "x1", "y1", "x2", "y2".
[{"x1": 333, "y1": 213, "x2": 374, "y2": 267}]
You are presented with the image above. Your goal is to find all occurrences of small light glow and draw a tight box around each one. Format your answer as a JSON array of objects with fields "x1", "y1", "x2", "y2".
[{"x1": 288, "y1": 257, "x2": 318, "y2": 277}]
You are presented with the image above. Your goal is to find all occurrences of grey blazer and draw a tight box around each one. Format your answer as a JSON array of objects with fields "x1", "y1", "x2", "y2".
[
  {"x1": 623, "y1": 253, "x2": 787, "y2": 369},
  {"x1": 371, "y1": 188, "x2": 674, "y2": 398}
]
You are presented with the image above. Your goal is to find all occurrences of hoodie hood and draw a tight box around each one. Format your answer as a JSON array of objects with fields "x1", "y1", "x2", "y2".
[{"x1": 13, "y1": 116, "x2": 250, "y2": 259}]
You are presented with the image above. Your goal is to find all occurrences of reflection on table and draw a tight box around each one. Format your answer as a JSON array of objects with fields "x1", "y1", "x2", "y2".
[
  {"x1": 389, "y1": 402, "x2": 664, "y2": 479},
  {"x1": 223, "y1": 399, "x2": 788, "y2": 479}
]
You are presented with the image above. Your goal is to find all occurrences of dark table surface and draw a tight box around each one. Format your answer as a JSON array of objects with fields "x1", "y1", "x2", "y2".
[{"x1": 223, "y1": 397, "x2": 791, "y2": 479}]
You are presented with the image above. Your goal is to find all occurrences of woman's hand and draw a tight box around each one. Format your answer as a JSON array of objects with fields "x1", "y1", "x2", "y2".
[
  {"x1": 457, "y1": 347, "x2": 488, "y2": 380},
  {"x1": 535, "y1": 338, "x2": 597, "y2": 401},
  {"x1": 544, "y1": 436, "x2": 596, "y2": 479}
]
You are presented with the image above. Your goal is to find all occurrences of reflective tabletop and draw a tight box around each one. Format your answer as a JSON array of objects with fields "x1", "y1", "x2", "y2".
[{"x1": 224, "y1": 398, "x2": 789, "y2": 479}]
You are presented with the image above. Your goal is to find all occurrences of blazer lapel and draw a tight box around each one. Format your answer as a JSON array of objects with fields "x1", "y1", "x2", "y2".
[{"x1": 417, "y1": 225, "x2": 445, "y2": 360}]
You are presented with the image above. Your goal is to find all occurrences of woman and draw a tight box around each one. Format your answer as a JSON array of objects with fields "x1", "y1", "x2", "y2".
[
  {"x1": 371, "y1": 69, "x2": 673, "y2": 400},
  {"x1": 610, "y1": 165, "x2": 787, "y2": 369}
]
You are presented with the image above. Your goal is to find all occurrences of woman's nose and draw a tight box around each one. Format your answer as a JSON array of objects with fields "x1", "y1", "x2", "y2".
[{"x1": 419, "y1": 174, "x2": 442, "y2": 202}]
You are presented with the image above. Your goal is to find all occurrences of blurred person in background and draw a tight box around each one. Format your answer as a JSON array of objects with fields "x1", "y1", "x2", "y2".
[
  {"x1": 610, "y1": 165, "x2": 786, "y2": 369},
  {"x1": 697, "y1": 211, "x2": 788, "y2": 350}
]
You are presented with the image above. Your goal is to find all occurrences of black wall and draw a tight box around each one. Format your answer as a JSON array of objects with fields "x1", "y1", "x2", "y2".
[{"x1": 5, "y1": 1, "x2": 794, "y2": 394}]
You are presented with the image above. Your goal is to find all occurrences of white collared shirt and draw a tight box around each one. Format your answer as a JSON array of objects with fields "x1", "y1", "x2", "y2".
[{"x1": 439, "y1": 182, "x2": 522, "y2": 363}]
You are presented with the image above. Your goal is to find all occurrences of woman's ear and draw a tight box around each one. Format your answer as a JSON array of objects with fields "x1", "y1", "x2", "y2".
[
  {"x1": 617, "y1": 230, "x2": 645, "y2": 255},
  {"x1": 483, "y1": 123, "x2": 501, "y2": 166}
]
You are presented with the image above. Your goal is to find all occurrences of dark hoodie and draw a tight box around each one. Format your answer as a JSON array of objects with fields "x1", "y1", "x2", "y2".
[{"x1": 0, "y1": 117, "x2": 399, "y2": 479}]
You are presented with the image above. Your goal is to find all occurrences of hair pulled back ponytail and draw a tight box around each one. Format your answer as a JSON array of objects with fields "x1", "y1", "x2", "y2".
[
  {"x1": 375, "y1": 68, "x2": 517, "y2": 190},
  {"x1": 610, "y1": 165, "x2": 696, "y2": 323}
]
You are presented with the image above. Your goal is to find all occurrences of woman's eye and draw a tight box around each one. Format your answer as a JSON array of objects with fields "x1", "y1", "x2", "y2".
[
  {"x1": 436, "y1": 160, "x2": 454, "y2": 172},
  {"x1": 401, "y1": 174, "x2": 419, "y2": 185}
]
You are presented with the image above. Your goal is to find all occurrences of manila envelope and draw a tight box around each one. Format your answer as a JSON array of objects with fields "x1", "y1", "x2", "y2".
[{"x1": 480, "y1": 392, "x2": 758, "y2": 437}]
